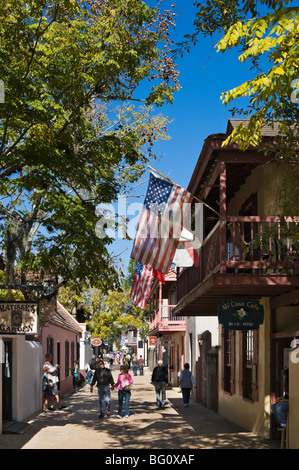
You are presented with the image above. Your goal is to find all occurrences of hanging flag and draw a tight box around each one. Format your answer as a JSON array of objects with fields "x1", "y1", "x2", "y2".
[
  {"x1": 130, "y1": 262, "x2": 153, "y2": 309},
  {"x1": 173, "y1": 242, "x2": 193, "y2": 267},
  {"x1": 186, "y1": 241, "x2": 200, "y2": 267},
  {"x1": 173, "y1": 225, "x2": 200, "y2": 267},
  {"x1": 130, "y1": 262, "x2": 165, "y2": 309},
  {"x1": 173, "y1": 239, "x2": 201, "y2": 268},
  {"x1": 153, "y1": 268, "x2": 165, "y2": 284},
  {"x1": 130, "y1": 172, "x2": 193, "y2": 273}
]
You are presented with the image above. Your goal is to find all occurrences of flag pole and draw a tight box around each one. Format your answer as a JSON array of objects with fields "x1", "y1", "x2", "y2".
[{"x1": 147, "y1": 165, "x2": 220, "y2": 218}]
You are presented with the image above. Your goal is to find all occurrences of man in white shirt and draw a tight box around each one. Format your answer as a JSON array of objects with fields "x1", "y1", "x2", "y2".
[{"x1": 43, "y1": 353, "x2": 66, "y2": 410}]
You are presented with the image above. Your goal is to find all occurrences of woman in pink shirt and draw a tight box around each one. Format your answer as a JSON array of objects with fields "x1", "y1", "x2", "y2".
[{"x1": 113, "y1": 365, "x2": 133, "y2": 418}]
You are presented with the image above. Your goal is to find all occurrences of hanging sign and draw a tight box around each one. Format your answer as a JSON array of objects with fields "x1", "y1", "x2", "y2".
[
  {"x1": 149, "y1": 336, "x2": 157, "y2": 346},
  {"x1": 218, "y1": 298, "x2": 264, "y2": 330},
  {"x1": 91, "y1": 337, "x2": 102, "y2": 346},
  {"x1": 0, "y1": 302, "x2": 39, "y2": 335}
]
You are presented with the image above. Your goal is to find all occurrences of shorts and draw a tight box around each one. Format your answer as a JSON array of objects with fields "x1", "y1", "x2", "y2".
[
  {"x1": 51, "y1": 383, "x2": 59, "y2": 396},
  {"x1": 43, "y1": 390, "x2": 52, "y2": 399}
]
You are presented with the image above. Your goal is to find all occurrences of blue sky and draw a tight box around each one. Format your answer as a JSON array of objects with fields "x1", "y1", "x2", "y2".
[
  {"x1": 144, "y1": 1, "x2": 257, "y2": 189},
  {"x1": 107, "y1": 1, "x2": 264, "y2": 273}
]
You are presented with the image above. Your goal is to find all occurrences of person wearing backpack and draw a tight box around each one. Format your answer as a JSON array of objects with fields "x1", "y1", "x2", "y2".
[
  {"x1": 151, "y1": 360, "x2": 168, "y2": 408},
  {"x1": 89, "y1": 355, "x2": 97, "y2": 370},
  {"x1": 179, "y1": 363, "x2": 196, "y2": 407}
]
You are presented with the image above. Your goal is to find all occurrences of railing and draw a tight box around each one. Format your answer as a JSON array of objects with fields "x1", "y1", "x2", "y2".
[
  {"x1": 149, "y1": 305, "x2": 185, "y2": 332},
  {"x1": 126, "y1": 336, "x2": 137, "y2": 344},
  {"x1": 177, "y1": 216, "x2": 299, "y2": 301},
  {"x1": 226, "y1": 216, "x2": 299, "y2": 269}
]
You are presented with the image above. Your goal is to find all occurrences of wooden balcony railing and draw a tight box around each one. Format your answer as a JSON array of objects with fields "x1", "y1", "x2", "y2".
[
  {"x1": 177, "y1": 216, "x2": 299, "y2": 302},
  {"x1": 149, "y1": 305, "x2": 185, "y2": 332}
]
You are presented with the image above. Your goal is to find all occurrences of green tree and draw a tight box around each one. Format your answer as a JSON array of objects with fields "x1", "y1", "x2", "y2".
[
  {"x1": 181, "y1": 0, "x2": 298, "y2": 148},
  {"x1": 0, "y1": 0, "x2": 179, "y2": 295},
  {"x1": 181, "y1": 0, "x2": 299, "y2": 217},
  {"x1": 58, "y1": 263, "x2": 149, "y2": 345},
  {"x1": 85, "y1": 288, "x2": 148, "y2": 341}
]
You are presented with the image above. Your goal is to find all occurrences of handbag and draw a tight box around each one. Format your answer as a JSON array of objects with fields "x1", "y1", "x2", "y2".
[{"x1": 122, "y1": 375, "x2": 132, "y2": 392}]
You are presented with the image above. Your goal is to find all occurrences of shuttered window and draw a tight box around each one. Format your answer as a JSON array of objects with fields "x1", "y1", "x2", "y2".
[
  {"x1": 65, "y1": 341, "x2": 69, "y2": 378},
  {"x1": 239, "y1": 330, "x2": 258, "y2": 401},
  {"x1": 221, "y1": 329, "x2": 235, "y2": 394}
]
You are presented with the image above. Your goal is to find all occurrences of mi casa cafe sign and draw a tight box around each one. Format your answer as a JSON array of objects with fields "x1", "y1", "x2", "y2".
[
  {"x1": 218, "y1": 298, "x2": 264, "y2": 330},
  {"x1": 0, "y1": 302, "x2": 39, "y2": 335}
]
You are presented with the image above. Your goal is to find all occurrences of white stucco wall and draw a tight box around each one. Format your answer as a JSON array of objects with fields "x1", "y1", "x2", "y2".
[
  {"x1": 0, "y1": 336, "x2": 42, "y2": 435},
  {"x1": 15, "y1": 337, "x2": 43, "y2": 422}
]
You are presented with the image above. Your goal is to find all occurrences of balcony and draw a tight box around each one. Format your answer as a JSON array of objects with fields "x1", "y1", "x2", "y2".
[
  {"x1": 126, "y1": 336, "x2": 137, "y2": 346},
  {"x1": 174, "y1": 216, "x2": 299, "y2": 316},
  {"x1": 149, "y1": 304, "x2": 186, "y2": 336}
]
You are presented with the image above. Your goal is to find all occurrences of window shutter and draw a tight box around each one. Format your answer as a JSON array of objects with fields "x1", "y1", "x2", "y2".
[
  {"x1": 230, "y1": 331, "x2": 235, "y2": 395},
  {"x1": 252, "y1": 329, "x2": 258, "y2": 401},
  {"x1": 221, "y1": 328, "x2": 225, "y2": 390},
  {"x1": 239, "y1": 331, "x2": 244, "y2": 396}
]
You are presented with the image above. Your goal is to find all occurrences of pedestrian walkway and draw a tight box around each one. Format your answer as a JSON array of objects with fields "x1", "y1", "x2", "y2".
[{"x1": 0, "y1": 366, "x2": 280, "y2": 450}]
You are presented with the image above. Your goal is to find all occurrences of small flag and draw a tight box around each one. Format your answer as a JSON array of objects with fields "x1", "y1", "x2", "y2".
[
  {"x1": 173, "y1": 239, "x2": 201, "y2": 267},
  {"x1": 130, "y1": 262, "x2": 160, "y2": 309},
  {"x1": 153, "y1": 268, "x2": 165, "y2": 284},
  {"x1": 130, "y1": 172, "x2": 193, "y2": 273},
  {"x1": 185, "y1": 240, "x2": 200, "y2": 267}
]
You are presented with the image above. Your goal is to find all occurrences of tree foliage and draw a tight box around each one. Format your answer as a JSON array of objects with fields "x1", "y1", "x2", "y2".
[
  {"x1": 0, "y1": 0, "x2": 179, "y2": 295},
  {"x1": 88, "y1": 289, "x2": 146, "y2": 341},
  {"x1": 58, "y1": 259, "x2": 149, "y2": 344},
  {"x1": 181, "y1": 0, "x2": 299, "y2": 216},
  {"x1": 182, "y1": 0, "x2": 299, "y2": 148}
]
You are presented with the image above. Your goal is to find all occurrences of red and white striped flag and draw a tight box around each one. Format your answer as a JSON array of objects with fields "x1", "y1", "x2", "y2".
[
  {"x1": 173, "y1": 241, "x2": 200, "y2": 267},
  {"x1": 130, "y1": 262, "x2": 165, "y2": 309},
  {"x1": 130, "y1": 172, "x2": 193, "y2": 273}
]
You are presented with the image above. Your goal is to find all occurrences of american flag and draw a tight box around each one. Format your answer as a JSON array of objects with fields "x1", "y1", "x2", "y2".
[
  {"x1": 130, "y1": 262, "x2": 164, "y2": 309},
  {"x1": 130, "y1": 172, "x2": 193, "y2": 273}
]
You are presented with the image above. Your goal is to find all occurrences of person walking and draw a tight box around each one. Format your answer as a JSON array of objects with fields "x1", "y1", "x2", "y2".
[
  {"x1": 179, "y1": 363, "x2": 196, "y2": 407},
  {"x1": 132, "y1": 356, "x2": 138, "y2": 376},
  {"x1": 90, "y1": 360, "x2": 115, "y2": 418},
  {"x1": 138, "y1": 355, "x2": 145, "y2": 375},
  {"x1": 151, "y1": 360, "x2": 168, "y2": 408},
  {"x1": 113, "y1": 364, "x2": 133, "y2": 419},
  {"x1": 125, "y1": 353, "x2": 131, "y2": 370},
  {"x1": 42, "y1": 366, "x2": 53, "y2": 412},
  {"x1": 43, "y1": 353, "x2": 66, "y2": 410},
  {"x1": 72, "y1": 360, "x2": 80, "y2": 392},
  {"x1": 89, "y1": 355, "x2": 97, "y2": 371},
  {"x1": 85, "y1": 363, "x2": 93, "y2": 385}
]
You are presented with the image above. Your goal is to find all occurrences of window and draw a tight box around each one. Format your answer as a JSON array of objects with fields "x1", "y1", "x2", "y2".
[
  {"x1": 71, "y1": 341, "x2": 75, "y2": 370},
  {"x1": 65, "y1": 341, "x2": 69, "y2": 378},
  {"x1": 47, "y1": 337, "x2": 54, "y2": 359},
  {"x1": 77, "y1": 339, "x2": 80, "y2": 362},
  {"x1": 57, "y1": 342, "x2": 61, "y2": 391},
  {"x1": 244, "y1": 330, "x2": 253, "y2": 399},
  {"x1": 240, "y1": 330, "x2": 258, "y2": 401},
  {"x1": 221, "y1": 329, "x2": 235, "y2": 394}
]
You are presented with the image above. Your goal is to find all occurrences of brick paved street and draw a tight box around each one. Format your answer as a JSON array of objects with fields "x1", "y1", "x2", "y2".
[{"x1": 0, "y1": 367, "x2": 280, "y2": 453}]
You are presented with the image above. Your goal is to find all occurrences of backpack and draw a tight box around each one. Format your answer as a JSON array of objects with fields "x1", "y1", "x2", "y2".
[
  {"x1": 154, "y1": 366, "x2": 167, "y2": 382},
  {"x1": 89, "y1": 358, "x2": 97, "y2": 370}
]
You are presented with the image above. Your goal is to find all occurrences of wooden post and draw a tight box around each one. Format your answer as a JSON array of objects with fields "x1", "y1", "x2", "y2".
[{"x1": 219, "y1": 161, "x2": 227, "y2": 273}]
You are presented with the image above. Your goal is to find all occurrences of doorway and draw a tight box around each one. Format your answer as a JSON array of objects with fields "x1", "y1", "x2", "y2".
[{"x1": 2, "y1": 339, "x2": 13, "y2": 421}]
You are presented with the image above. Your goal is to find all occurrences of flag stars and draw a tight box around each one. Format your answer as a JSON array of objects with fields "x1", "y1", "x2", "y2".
[{"x1": 144, "y1": 173, "x2": 172, "y2": 211}]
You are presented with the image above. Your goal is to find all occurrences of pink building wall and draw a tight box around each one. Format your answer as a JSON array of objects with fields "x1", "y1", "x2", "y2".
[{"x1": 39, "y1": 323, "x2": 81, "y2": 395}]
